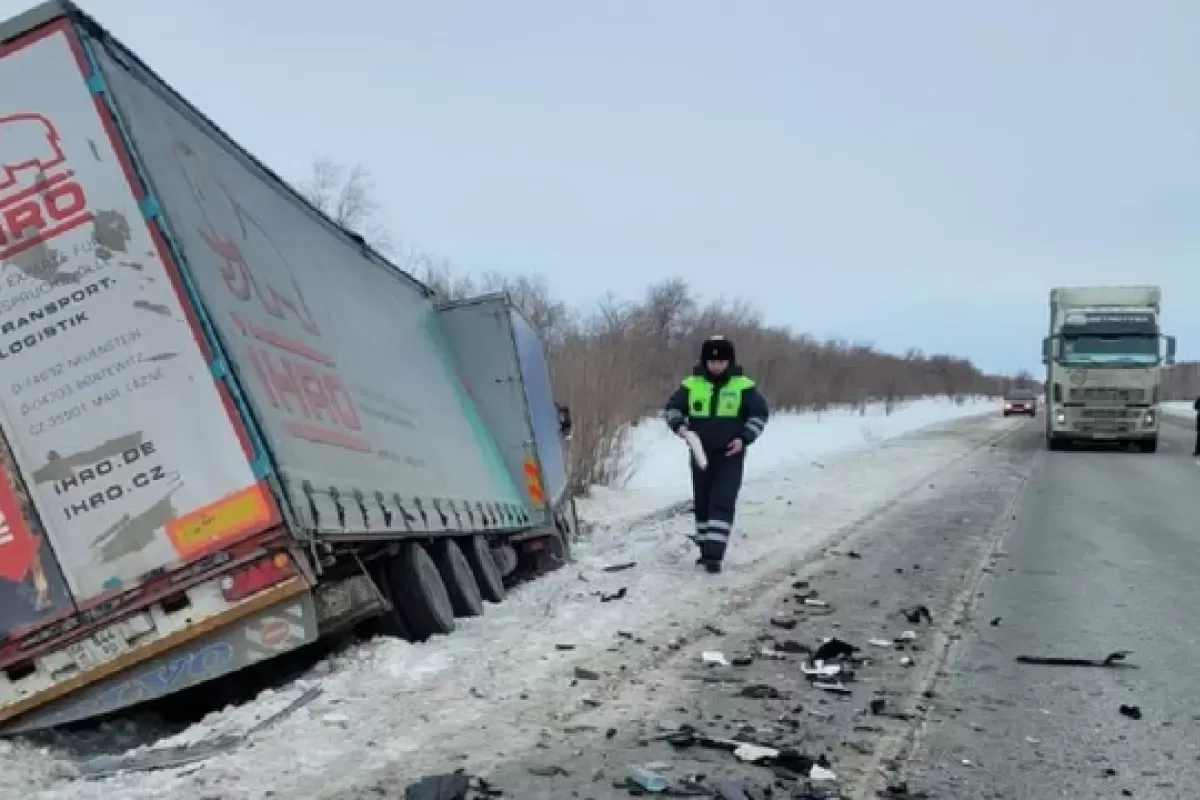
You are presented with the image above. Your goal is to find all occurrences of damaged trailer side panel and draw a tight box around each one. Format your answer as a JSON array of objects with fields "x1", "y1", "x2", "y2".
[
  {"x1": 0, "y1": 19, "x2": 271, "y2": 605},
  {"x1": 84, "y1": 30, "x2": 529, "y2": 538},
  {"x1": 435, "y1": 294, "x2": 568, "y2": 527}
]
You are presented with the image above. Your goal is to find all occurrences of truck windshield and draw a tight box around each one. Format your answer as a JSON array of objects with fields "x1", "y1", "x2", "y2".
[{"x1": 1061, "y1": 335, "x2": 1158, "y2": 366}]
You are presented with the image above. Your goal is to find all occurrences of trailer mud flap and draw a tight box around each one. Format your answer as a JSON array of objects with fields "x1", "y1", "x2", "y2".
[{"x1": 0, "y1": 583, "x2": 317, "y2": 735}]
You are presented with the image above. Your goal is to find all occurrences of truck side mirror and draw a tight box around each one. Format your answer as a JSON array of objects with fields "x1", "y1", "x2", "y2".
[
  {"x1": 1041, "y1": 337, "x2": 1051, "y2": 365},
  {"x1": 557, "y1": 404, "x2": 573, "y2": 440},
  {"x1": 1165, "y1": 335, "x2": 1177, "y2": 365}
]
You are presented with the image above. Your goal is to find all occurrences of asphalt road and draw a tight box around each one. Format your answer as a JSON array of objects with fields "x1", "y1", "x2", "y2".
[{"x1": 905, "y1": 415, "x2": 1200, "y2": 798}]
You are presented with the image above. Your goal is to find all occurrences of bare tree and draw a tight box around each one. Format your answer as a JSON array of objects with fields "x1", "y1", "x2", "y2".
[{"x1": 296, "y1": 156, "x2": 394, "y2": 253}]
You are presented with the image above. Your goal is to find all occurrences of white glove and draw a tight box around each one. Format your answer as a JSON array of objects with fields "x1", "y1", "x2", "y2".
[{"x1": 682, "y1": 429, "x2": 708, "y2": 470}]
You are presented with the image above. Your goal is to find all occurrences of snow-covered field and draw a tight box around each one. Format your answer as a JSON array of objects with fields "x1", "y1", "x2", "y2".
[{"x1": 3, "y1": 396, "x2": 1007, "y2": 800}]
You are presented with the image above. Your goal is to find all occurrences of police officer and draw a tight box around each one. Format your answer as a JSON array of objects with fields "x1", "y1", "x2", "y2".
[
  {"x1": 1193, "y1": 396, "x2": 1200, "y2": 457},
  {"x1": 663, "y1": 335, "x2": 769, "y2": 573}
]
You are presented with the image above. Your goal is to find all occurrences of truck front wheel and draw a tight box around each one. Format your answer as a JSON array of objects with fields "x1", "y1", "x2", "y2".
[
  {"x1": 389, "y1": 543, "x2": 456, "y2": 641},
  {"x1": 1140, "y1": 437, "x2": 1158, "y2": 454}
]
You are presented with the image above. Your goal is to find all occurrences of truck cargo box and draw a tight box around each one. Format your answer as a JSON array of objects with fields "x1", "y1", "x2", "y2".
[
  {"x1": 0, "y1": 7, "x2": 274, "y2": 608},
  {"x1": 1050, "y1": 286, "x2": 1161, "y2": 313},
  {"x1": 79, "y1": 15, "x2": 533, "y2": 538},
  {"x1": 436, "y1": 294, "x2": 569, "y2": 526}
]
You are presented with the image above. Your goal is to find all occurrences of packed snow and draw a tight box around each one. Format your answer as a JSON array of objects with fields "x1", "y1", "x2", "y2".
[
  {"x1": 582, "y1": 396, "x2": 1005, "y2": 527},
  {"x1": 3, "y1": 396, "x2": 1008, "y2": 800}
]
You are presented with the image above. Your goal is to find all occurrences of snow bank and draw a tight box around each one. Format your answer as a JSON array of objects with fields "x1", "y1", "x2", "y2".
[
  {"x1": 580, "y1": 396, "x2": 999, "y2": 529},
  {"x1": 3, "y1": 395, "x2": 1006, "y2": 800},
  {"x1": 1162, "y1": 400, "x2": 1194, "y2": 420}
]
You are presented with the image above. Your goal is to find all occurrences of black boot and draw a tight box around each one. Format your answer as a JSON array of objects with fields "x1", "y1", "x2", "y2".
[{"x1": 705, "y1": 560, "x2": 722, "y2": 574}]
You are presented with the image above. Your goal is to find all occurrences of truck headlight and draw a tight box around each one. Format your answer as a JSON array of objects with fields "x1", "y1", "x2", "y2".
[
  {"x1": 1055, "y1": 410, "x2": 1066, "y2": 425},
  {"x1": 1145, "y1": 410, "x2": 1155, "y2": 425}
]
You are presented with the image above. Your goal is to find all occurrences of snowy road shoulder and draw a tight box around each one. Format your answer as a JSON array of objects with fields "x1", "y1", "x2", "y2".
[{"x1": 8, "y1": 406, "x2": 1016, "y2": 800}]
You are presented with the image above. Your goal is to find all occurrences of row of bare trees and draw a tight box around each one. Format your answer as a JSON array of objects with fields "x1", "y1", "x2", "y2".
[
  {"x1": 1163, "y1": 363, "x2": 1200, "y2": 401},
  {"x1": 296, "y1": 160, "x2": 1020, "y2": 491}
]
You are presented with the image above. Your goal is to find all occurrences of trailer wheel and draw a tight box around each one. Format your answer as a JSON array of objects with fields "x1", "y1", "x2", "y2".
[
  {"x1": 463, "y1": 535, "x2": 506, "y2": 604},
  {"x1": 367, "y1": 557, "x2": 413, "y2": 640},
  {"x1": 432, "y1": 539, "x2": 485, "y2": 617},
  {"x1": 389, "y1": 543, "x2": 455, "y2": 641}
]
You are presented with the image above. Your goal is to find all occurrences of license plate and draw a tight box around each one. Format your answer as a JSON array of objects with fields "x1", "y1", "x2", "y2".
[{"x1": 66, "y1": 624, "x2": 132, "y2": 672}]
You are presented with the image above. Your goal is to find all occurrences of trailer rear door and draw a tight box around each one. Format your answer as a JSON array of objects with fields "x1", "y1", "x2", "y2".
[{"x1": 0, "y1": 22, "x2": 269, "y2": 604}]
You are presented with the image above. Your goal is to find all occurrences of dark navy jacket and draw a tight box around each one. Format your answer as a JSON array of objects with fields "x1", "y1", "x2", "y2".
[{"x1": 663, "y1": 364, "x2": 770, "y2": 454}]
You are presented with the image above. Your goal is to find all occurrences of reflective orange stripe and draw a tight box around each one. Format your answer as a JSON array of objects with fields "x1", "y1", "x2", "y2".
[{"x1": 523, "y1": 457, "x2": 545, "y2": 505}]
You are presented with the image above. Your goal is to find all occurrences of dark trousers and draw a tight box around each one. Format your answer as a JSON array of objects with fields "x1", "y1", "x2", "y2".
[
  {"x1": 690, "y1": 452, "x2": 745, "y2": 563},
  {"x1": 1194, "y1": 425, "x2": 1199, "y2": 456}
]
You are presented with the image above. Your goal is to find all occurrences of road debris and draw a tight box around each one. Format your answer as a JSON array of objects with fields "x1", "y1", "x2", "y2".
[
  {"x1": 1015, "y1": 650, "x2": 1137, "y2": 668},
  {"x1": 626, "y1": 765, "x2": 668, "y2": 791},
  {"x1": 702, "y1": 651, "x2": 731, "y2": 667},
  {"x1": 901, "y1": 604, "x2": 932, "y2": 624},
  {"x1": 597, "y1": 587, "x2": 629, "y2": 602},
  {"x1": 813, "y1": 680, "x2": 852, "y2": 695},
  {"x1": 813, "y1": 638, "x2": 860, "y2": 661},
  {"x1": 403, "y1": 771, "x2": 472, "y2": 800},
  {"x1": 739, "y1": 683, "x2": 782, "y2": 699},
  {"x1": 603, "y1": 561, "x2": 638, "y2": 573},
  {"x1": 801, "y1": 660, "x2": 844, "y2": 678},
  {"x1": 1119, "y1": 704, "x2": 1143, "y2": 720}
]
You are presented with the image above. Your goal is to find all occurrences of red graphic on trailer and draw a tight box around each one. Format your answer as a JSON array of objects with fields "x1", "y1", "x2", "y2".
[
  {"x1": 0, "y1": 113, "x2": 66, "y2": 191},
  {"x1": 0, "y1": 112, "x2": 94, "y2": 261},
  {"x1": 0, "y1": 476, "x2": 39, "y2": 585}
]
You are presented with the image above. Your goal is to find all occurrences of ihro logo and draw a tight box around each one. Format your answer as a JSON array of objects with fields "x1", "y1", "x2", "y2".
[{"x1": 0, "y1": 113, "x2": 95, "y2": 260}]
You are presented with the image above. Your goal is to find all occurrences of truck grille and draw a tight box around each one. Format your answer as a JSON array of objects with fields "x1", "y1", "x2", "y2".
[
  {"x1": 1079, "y1": 408, "x2": 1134, "y2": 419},
  {"x1": 1073, "y1": 420, "x2": 1132, "y2": 433},
  {"x1": 1070, "y1": 387, "x2": 1146, "y2": 403}
]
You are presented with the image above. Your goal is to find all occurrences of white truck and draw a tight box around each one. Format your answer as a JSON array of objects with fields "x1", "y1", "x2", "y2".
[
  {"x1": 1043, "y1": 286, "x2": 1176, "y2": 452},
  {"x1": 0, "y1": 1, "x2": 578, "y2": 734}
]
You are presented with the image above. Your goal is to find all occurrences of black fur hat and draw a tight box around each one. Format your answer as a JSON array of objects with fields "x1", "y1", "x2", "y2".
[{"x1": 701, "y1": 335, "x2": 736, "y2": 363}]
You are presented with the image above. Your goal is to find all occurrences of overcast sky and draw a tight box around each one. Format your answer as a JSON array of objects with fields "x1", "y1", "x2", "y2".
[{"x1": 4, "y1": 0, "x2": 1198, "y2": 374}]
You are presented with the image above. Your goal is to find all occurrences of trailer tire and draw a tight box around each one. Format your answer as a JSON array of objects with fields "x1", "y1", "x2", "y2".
[
  {"x1": 463, "y1": 534, "x2": 506, "y2": 604},
  {"x1": 433, "y1": 539, "x2": 485, "y2": 618},
  {"x1": 367, "y1": 557, "x2": 413, "y2": 640},
  {"x1": 390, "y1": 543, "x2": 456, "y2": 641}
]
